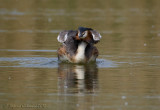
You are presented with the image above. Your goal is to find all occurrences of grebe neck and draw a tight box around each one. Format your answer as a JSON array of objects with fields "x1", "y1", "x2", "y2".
[{"x1": 74, "y1": 42, "x2": 87, "y2": 63}]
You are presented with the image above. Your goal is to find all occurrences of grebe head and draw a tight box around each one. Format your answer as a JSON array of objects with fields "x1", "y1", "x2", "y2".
[{"x1": 78, "y1": 27, "x2": 92, "y2": 39}]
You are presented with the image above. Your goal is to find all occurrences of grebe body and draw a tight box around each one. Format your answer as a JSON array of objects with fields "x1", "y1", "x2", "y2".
[{"x1": 57, "y1": 27, "x2": 102, "y2": 63}]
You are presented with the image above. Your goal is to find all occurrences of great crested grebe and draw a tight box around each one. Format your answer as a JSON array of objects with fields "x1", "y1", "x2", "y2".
[{"x1": 57, "y1": 27, "x2": 102, "y2": 63}]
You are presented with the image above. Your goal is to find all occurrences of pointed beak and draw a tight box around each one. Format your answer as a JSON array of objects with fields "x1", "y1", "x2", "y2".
[
  {"x1": 78, "y1": 32, "x2": 83, "y2": 38},
  {"x1": 78, "y1": 34, "x2": 83, "y2": 38}
]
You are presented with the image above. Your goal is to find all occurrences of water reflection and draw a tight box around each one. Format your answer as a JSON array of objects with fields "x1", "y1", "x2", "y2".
[{"x1": 57, "y1": 63, "x2": 98, "y2": 94}]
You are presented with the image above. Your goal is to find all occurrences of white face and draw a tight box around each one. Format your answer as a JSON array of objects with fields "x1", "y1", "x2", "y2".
[
  {"x1": 83, "y1": 31, "x2": 88, "y2": 38},
  {"x1": 78, "y1": 31, "x2": 88, "y2": 38}
]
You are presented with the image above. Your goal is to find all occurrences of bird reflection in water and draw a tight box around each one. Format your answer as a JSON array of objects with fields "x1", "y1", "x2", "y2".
[{"x1": 57, "y1": 63, "x2": 98, "y2": 94}]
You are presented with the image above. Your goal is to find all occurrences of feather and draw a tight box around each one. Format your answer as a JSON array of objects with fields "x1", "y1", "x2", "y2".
[
  {"x1": 57, "y1": 31, "x2": 68, "y2": 43},
  {"x1": 90, "y1": 30, "x2": 102, "y2": 41}
]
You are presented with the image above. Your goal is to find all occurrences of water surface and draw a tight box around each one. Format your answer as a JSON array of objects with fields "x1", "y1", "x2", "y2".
[{"x1": 0, "y1": 0, "x2": 160, "y2": 110}]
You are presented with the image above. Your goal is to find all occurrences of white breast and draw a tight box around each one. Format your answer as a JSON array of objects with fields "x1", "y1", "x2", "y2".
[{"x1": 74, "y1": 42, "x2": 87, "y2": 63}]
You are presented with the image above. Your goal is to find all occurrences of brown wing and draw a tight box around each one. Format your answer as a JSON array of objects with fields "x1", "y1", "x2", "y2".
[
  {"x1": 57, "y1": 46, "x2": 67, "y2": 58},
  {"x1": 85, "y1": 45, "x2": 99, "y2": 61}
]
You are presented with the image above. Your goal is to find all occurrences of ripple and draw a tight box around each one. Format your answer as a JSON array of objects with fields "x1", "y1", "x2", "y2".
[
  {"x1": 0, "y1": 49, "x2": 56, "y2": 52},
  {"x1": 96, "y1": 59, "x2": 117, "y2": 68},
  {"x1": 0, "y1": 9, "x2": 25, "y2": 15},
  {"x1": 0, "y1": 57, "x2": 58, "y2": 68},
  {"x1": 0, "y1": 49, "x2": 117, "y2": 68},
  {"x1": 0, "y1": 57, "x2": 117, "y2": 68},
  {"x1": 0, "y1": 29, "x2": 61, "y2": 33}
]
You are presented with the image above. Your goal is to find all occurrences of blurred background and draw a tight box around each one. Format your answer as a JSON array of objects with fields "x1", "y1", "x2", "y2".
[{"x1": 0, "y1": 0, "x2": 160, "y2": 110}]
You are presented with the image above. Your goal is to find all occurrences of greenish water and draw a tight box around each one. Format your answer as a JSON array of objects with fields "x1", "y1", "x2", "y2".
[{"x1": 0, "y1": 0, "x2": 160, "y2": 110}]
